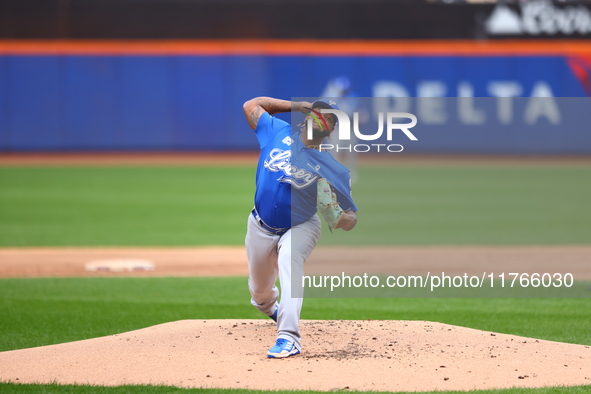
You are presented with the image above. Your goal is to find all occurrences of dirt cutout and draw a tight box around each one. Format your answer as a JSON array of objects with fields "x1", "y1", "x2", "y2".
[
  {"x1": 1, "y1": 320, "x2": 590, "y2": 392},
  {"x1": 1, "y1": 246, "x2": 590, "y2": 279}
]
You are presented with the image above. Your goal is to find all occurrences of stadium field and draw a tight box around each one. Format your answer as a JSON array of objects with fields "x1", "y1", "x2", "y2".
[{"x1": 0, "y1": 157, "x2": 590, "y2": 393}]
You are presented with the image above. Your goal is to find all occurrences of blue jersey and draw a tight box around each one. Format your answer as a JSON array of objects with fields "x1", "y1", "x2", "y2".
[{"x1": 253, "y1": 112, "x2": 357, "y2": 228}]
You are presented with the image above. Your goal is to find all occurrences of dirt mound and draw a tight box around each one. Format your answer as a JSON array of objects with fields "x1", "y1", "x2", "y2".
[{"x1": 1, "y1": 320, "x2": 590, "y2": 392}]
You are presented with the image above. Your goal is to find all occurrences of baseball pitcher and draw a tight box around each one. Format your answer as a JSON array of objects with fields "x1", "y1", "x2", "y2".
[{"x1": 243, "y1": 96, "x2": 358, "y2": 358}]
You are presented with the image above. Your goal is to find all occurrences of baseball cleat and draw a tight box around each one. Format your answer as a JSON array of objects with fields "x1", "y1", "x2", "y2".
[
  {"x1": 268, "y1": 303, "x2": 278, "y2": 323},
  {"x1": 267, "y1": 338, "x2": 300, "y2": 358}
]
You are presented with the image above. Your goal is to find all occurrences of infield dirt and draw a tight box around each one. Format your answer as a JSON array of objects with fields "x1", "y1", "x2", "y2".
[{"x1": 1, "y1": 246, "x2": 590, "y2": 279}]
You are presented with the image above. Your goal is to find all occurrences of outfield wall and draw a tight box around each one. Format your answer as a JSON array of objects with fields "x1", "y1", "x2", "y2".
[{"x1": 0, "y1": 40, "x2": 590, "y2": 153}]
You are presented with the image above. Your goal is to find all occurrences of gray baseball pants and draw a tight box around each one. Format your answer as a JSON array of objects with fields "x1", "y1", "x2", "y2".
[{"x1": 245, "y1": 211, "x2": 321, "y2": 352}]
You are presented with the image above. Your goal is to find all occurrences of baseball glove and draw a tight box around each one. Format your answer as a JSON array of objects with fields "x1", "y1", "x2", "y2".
[{"x1": 317, "y1": 178, "x2": 344, "y2": 230}]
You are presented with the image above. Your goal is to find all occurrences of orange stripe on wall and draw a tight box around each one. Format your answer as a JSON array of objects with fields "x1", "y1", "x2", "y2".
[{"x1": 0, "y1": 40, "x2": 591, "y2": 56}]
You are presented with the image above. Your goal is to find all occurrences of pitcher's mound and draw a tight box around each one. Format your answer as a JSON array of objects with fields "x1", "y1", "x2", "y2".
[{"x1": 1, "y1": 320, "x2": 590, "y2": 392}]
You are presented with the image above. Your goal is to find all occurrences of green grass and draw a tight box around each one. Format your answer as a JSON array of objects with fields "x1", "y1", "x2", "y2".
[
  {"x1": 1, "y1": 165, "x2": 590, "y2": 246},
  {"x1": 1, "y1": 277, "x2": 590, "y2": 352},
  {"x1": 1, "y1": 383, "x2": 590, "y2": 394},
  {"x1": 0, "y1": 167, "x2": 255, "y2": 246},
  {"x1": 332, "y1": 166, "x2": 591, "y2": 246}
]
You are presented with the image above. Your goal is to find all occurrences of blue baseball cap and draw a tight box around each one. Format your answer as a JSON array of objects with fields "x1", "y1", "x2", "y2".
[{"x1": 312, "y1": 99, "x2": 340, "y2": 123}]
